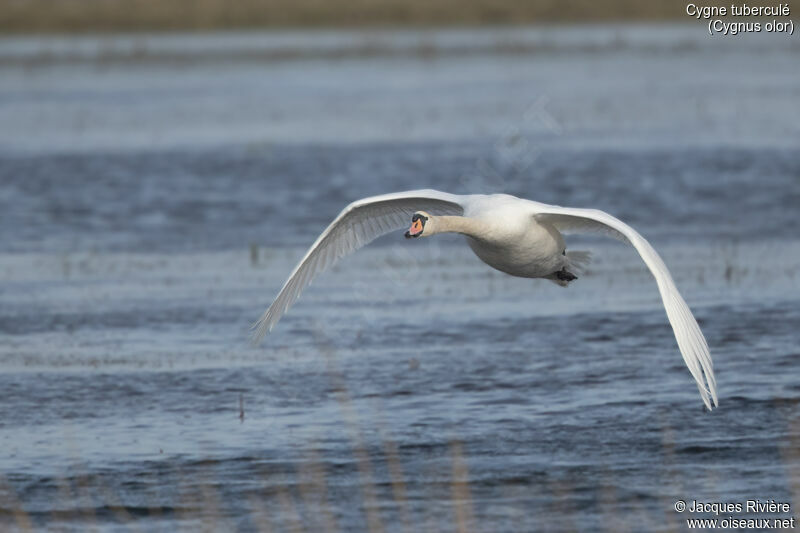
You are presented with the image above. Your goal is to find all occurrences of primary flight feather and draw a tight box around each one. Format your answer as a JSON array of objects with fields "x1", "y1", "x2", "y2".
[{"x1": 252, "y1": 190, "x2": 717, "y2": 411}]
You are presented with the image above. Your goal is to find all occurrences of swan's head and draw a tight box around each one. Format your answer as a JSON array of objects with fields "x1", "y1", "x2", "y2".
[{"x1": 404, "y1": 211, "x2": 430, "y2": 238}]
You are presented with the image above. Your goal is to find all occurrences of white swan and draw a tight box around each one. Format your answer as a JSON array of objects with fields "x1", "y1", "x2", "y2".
[{"x1": 253, "y1": 190, "x2": 717, "y2": 410}]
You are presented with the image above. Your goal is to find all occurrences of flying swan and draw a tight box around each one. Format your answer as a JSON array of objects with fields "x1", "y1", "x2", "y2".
[{"x1": 252, "y1": 190, "x2": 717, "y2": 410}]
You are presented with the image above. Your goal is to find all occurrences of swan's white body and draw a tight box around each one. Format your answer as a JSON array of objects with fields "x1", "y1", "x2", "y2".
[{"x1": 253, "y1": 190, "x2": 717, "y2": 410}]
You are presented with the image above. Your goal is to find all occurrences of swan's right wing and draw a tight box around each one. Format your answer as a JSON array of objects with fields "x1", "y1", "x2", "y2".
[
  {"x1": 252, "y1": 189, "x2": 466, "y2": 343},
  {"x1": 531, "y1": 204, "x2": 717, "y2": 411}
]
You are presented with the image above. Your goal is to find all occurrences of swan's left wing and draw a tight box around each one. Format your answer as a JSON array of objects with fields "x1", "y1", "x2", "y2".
[
  {"x1": 252, "y1": 189, "x2": 466, "y2": 343},
  {"x1": 530, "y1": 204, "x2": 717, "y2": 410}
]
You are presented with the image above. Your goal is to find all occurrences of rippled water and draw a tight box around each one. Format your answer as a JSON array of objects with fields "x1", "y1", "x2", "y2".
[{"x1": 1, "y1": 25, "x2": 799, "y2": 532}]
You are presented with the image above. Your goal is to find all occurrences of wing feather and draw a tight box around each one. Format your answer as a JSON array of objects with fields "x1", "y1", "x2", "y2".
[
  {"x1": 252, "y1": 190, "x2": 465, "y2": 342},
  {"x1": 532, "y1": 204, "x2": 718, "y2": 410}
]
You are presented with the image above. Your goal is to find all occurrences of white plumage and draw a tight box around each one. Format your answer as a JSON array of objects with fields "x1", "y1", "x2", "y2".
[{"x1": 253, "y1": 189, "x2": 717, "y2": 411}]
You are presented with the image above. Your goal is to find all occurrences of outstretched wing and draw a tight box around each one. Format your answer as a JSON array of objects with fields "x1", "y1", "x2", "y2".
[
  {"x1": 531, "y1": 203, "x2": 718, "y2": 410},
  {"x1": 252, "y1": 189, "x2": 466, "y2": 343}
]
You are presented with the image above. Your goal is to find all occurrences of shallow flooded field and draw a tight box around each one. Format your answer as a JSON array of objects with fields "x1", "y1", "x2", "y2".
[{"x1": 1, "y1": 25, "x2": 799, "y2": 532}]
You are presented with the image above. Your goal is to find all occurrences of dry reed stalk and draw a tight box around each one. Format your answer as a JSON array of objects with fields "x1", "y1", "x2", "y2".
[
  {"x1": 0, "y1": 473, "x2": 35, "y2": 533},
  {"x1": 449, "y1": 439, "x2": 475, "y2": 533},
  {"x1": 314, "y1": 327, "x2": 385, "y2": 533}
]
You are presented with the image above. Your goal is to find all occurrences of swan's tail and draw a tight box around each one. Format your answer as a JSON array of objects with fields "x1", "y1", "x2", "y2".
[
  {"x1": 546, "y1": 250, "x2": 591, "y2": 287},
  {"x1": 566, "y1": 250, "x2": 591, "y2": 274}
]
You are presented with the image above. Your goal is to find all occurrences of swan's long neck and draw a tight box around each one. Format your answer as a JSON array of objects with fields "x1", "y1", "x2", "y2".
[{"x1": 429, "y1": 215, "x2": 484, "y2": 238}]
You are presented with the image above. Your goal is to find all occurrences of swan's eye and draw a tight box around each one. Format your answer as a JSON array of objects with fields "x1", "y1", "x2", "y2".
[{"x1": 405, "y1": 214, "x2": 427, "y2": 238}]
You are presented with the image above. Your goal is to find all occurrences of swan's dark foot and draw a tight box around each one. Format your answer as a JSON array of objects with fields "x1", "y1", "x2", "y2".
[{"x1": 555, "y1": 268, "x2": 577, "y2": 282}]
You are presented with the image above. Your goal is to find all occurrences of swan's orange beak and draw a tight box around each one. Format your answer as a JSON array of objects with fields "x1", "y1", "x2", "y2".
[{"x1": 405, "y1": 217, "x2": 425, "y2": 238}]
